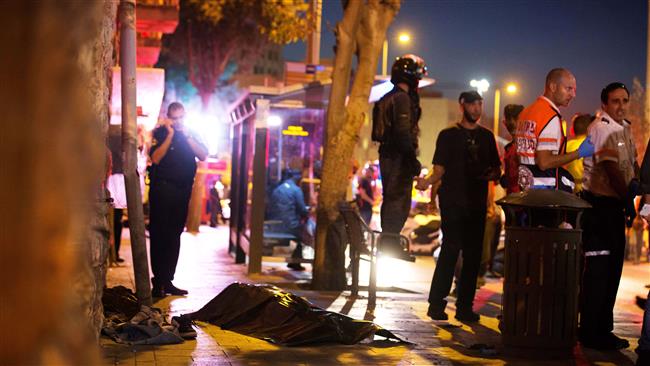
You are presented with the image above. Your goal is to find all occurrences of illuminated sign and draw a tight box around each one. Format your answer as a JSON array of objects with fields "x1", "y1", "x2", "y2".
[
  {"x1": 282, "y1": 125, "x2": 309, "y2": 137},
  {"x1": 305, "y1": 64, "x2": 325, "y2": 74}
]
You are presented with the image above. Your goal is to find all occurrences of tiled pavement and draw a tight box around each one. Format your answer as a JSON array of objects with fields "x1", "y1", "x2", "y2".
[{"x1": 102, "y1": 225, "x2": 648, "y2": 365}]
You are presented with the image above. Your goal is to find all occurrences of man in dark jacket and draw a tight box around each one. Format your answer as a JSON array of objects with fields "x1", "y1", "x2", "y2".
[
  {"x1": 636, "y1": 139, "x2": 650, "y2": 365},
  {"x1": 375, "y1": 54, "x2": 427, "y2": 261},
  {"x1": 268, "y1": 169, "x2": 310, "y2": 270}
]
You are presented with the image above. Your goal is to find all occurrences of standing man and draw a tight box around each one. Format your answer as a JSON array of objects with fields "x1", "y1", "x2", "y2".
[
  {"x1": 357, "y1": 166, "x2": 375, "y2": 225},
  {"x1": 416, "y1": 91, "x2": 501, "y2": 321},
  {"x1": 499, "y1": 104, "x2": 524, "y2": 194},
  {"x1": 149, "y1": 102, "x2": 207, "y2": 297},
  {"x1": 636, "y1": 139, "x2": 650, "y2": 365},
  {"x1": 516, "y1": 68, "x2": 594, "y2": 192},
  {"x1": 209, "y1": 180, "x2": 224, "y2": 227},
  {"x1": 579, "y1": 82, "x2": 638, "y2": 350},
  {"x1": 374, "y1": 54, "x2": 427, "y2": 261}
]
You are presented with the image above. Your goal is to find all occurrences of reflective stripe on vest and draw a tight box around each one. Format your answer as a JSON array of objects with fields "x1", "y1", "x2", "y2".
[{"x1": 585, "y1": 250, "x2": 611, "y2": 257}]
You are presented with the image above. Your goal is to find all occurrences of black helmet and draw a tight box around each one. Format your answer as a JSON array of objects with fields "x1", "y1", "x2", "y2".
[{"x1": 391, "y1": 54, "x2": 427, "y2": 89}]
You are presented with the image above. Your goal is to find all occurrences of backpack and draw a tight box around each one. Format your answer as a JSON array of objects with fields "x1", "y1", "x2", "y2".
[{"x1": 371, "y1": 93, "x2": 393, "y2": 143}]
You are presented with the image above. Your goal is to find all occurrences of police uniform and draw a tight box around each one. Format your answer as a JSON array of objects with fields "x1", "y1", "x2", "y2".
[
  {"x1": 149, "y1": 126, "x2": 199, "y2": 292},
  {"x1": 516, "y1": 96, "x2": 575, "y2": 192},
  {"x1": 578, "y1": 112, "x2": 637, "y2": 346},
  {"x1": 378, "y1": 86, "x2": 421, "y2": 237}
]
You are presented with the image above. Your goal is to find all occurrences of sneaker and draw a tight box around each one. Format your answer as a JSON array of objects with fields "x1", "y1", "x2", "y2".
[
  {"x1": 115, "y1": 257, "x2": 125, "y2": 263},
  {"x1": 455, "y1": 309, "x2": 480, "y2": 322},
  {"x1": 166, "y1": 283, "x2": 189, "y2": 296},
  {"x1": 580, "y1": 332, "x2": 629, "y2": 350},
  {"x1": 427, "y1": 307, "x2": 448, "y2": 321},
  {"x1": 378, "y1": 234, "x2": 416, "y2": 262},
  {"x1": 287, "y1": 262, "x2": 306, "y2": 271},
  {"x1": 606, "y1": 333, "x2": 630, "y2": 349},
  {"x1": 636, "y1": 348, "x2": 650, "y2": 366},
  {"x1": 172, "y1": 315, "x2": 197, "y2": 339}
]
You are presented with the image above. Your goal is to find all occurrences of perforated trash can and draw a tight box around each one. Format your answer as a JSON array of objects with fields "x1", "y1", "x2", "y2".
[{"x1": 496, "y1": 189, "x2": 590, "y2": 358}]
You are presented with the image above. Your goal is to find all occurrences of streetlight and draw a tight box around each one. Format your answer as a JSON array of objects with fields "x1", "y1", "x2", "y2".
[
  {"x1": 382, "y1": 32, "x2": 411, "y2": 76},
  {"x1": 468, "y1": 79, "x2": 518, "y2": 135},
  {"x1": 493, "y1": 82, "x2": 519, "y2": 136},
  {"x1": 470, "y1": 79, "x2": 490, "y2": 95}
]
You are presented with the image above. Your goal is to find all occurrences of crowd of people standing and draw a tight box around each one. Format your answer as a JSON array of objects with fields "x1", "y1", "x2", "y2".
[{"x1": 373, "y1": 55, "x2": 648, "y2": 363}]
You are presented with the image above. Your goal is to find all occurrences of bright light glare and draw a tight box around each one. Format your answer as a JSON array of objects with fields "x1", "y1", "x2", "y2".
[
  {"x1": 398, "y1": 33, "x2": 411, "y2": 44},
  {"x1": 184, "y1": 111, "x2": 224, "y2": 156},
  {"x1": 267, "y1": 115, "x2": 283, "y2": 128},
  {"x1": 470, "y1": 79, "x2": 490, "y2": 95},
  {"x1": 506, "y1": 83, "x2": 518, "y2": 95}
]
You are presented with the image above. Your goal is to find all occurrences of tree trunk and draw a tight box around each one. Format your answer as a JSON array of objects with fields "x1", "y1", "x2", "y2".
[
  {"x1": 79, "y1": 0, "x2": 119, "y2": 341},
  {"x1": 312, "y1": 0, "x2": 400, "y2": 290},
  {"x1": 0, "y1": 1, "x2": 113, "y2": 364}
]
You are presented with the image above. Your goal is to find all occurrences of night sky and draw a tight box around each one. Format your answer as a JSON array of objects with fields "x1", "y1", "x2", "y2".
[{"x1": 284, "y1": 0, "x2": 647, "y2": 120}]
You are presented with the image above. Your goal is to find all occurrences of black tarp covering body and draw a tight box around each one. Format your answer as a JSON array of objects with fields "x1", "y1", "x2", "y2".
[{"x1": 186, "y1": 282, "x2": 406, "y2": 346}]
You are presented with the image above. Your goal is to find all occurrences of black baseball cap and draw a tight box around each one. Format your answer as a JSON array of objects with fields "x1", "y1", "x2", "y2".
[{"x1": 459, "y1": 90, "x2": 483, "y2": 104}]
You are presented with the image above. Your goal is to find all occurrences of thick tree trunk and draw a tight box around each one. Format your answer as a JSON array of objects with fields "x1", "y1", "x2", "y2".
[
  {"x1": 312, "y1": 0, "x2": 399, "y2": 290},
  {"x1": 0, "y1": 1, "x2": 113, "y2": 364},
  {"x1": 80, "y1": 0, "x2": 119, "y2": 340}
]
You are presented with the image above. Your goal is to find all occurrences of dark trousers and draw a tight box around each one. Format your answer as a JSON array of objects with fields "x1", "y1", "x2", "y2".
[
  {"x1": 113, "y1": 208, "x2": 124, "y2": 258},
  {"x1": 209, "y1": 199, "x2": 223, "y2": 226},
  {"x1": 429, "y1": 207, "x2": 486, "y2": 311},
  {"x1": 288, "y1": 226, "x2": 304, "y2": 259},
  {"x1": 579, "y1": 192, "x2": 626, "y2": 338},
  {"x1": 379, "y1": 155, "x2": 413, "y2": 234},
  {"x1": 360, "y1": 208, "x2": 372, "y2": 226},
  {"x1": 149, "y1": 179, "x2": 192, "y2": 286}
]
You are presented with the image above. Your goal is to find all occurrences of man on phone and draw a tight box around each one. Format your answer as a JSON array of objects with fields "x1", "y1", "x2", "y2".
[{"x1": 149, "y1": 102, "x2": 207, "y2": 298}]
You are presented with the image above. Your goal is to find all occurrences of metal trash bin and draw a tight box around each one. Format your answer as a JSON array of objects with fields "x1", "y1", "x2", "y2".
[{"x1": 496, "y1": 189, "x2": 590, "y2": 358}]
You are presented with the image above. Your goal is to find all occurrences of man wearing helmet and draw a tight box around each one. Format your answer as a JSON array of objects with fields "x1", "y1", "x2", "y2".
[{"x1": 374, "y1": 54, "x2": 427, "y2": 261}]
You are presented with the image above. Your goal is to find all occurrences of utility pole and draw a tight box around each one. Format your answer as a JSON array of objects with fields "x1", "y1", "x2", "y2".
[
  {"x1": 120, "y1": 0, "x2": 152, "y2": 306},
  {"x1": 646, "y1": 0, "x2": 650, "y2": 134},
  {"x1": 306, "y1": 0, "x2": 322, "y2": 66}
]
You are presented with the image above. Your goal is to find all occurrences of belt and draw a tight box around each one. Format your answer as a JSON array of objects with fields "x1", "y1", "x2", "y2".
[{"x1": 154, "y1": 178, "x2": 193, "y2": 189}]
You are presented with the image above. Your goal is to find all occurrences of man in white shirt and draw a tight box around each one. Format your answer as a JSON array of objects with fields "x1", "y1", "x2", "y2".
[{"x1": 579, "y1": 82, "x2": 639, "y2": 350}]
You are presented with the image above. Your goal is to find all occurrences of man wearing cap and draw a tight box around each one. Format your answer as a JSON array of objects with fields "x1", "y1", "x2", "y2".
[
  {"x1": 416, "y1": 91, "x2": 501, "y2": 322},
  {"x1": 515, "y1": 68, "x2": 594, "y2": 192},
  {"x1": 579, "y1": 82, "x2": 638, "y2": 350}
]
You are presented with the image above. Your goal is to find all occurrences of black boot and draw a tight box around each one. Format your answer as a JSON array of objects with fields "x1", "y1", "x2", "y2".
[
  {"x1": 166, "y1": 282, "x2": 188, "y2": 296},
  {"x1": 378, "y1": 233, "x2": 415, "y2": 262},
  {"x1": 151, "y1": 278, "x2": 166, "y2": 298}
]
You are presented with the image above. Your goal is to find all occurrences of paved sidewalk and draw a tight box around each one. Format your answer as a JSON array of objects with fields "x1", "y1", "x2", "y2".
[{"x1": 102, "y1": 225, "x2": 647, "y2": 365}]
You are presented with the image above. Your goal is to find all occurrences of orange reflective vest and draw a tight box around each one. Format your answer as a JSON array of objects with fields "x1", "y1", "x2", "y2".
[{"x1": 515, "y1": 97, "x2": 571, "y2": 191}]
